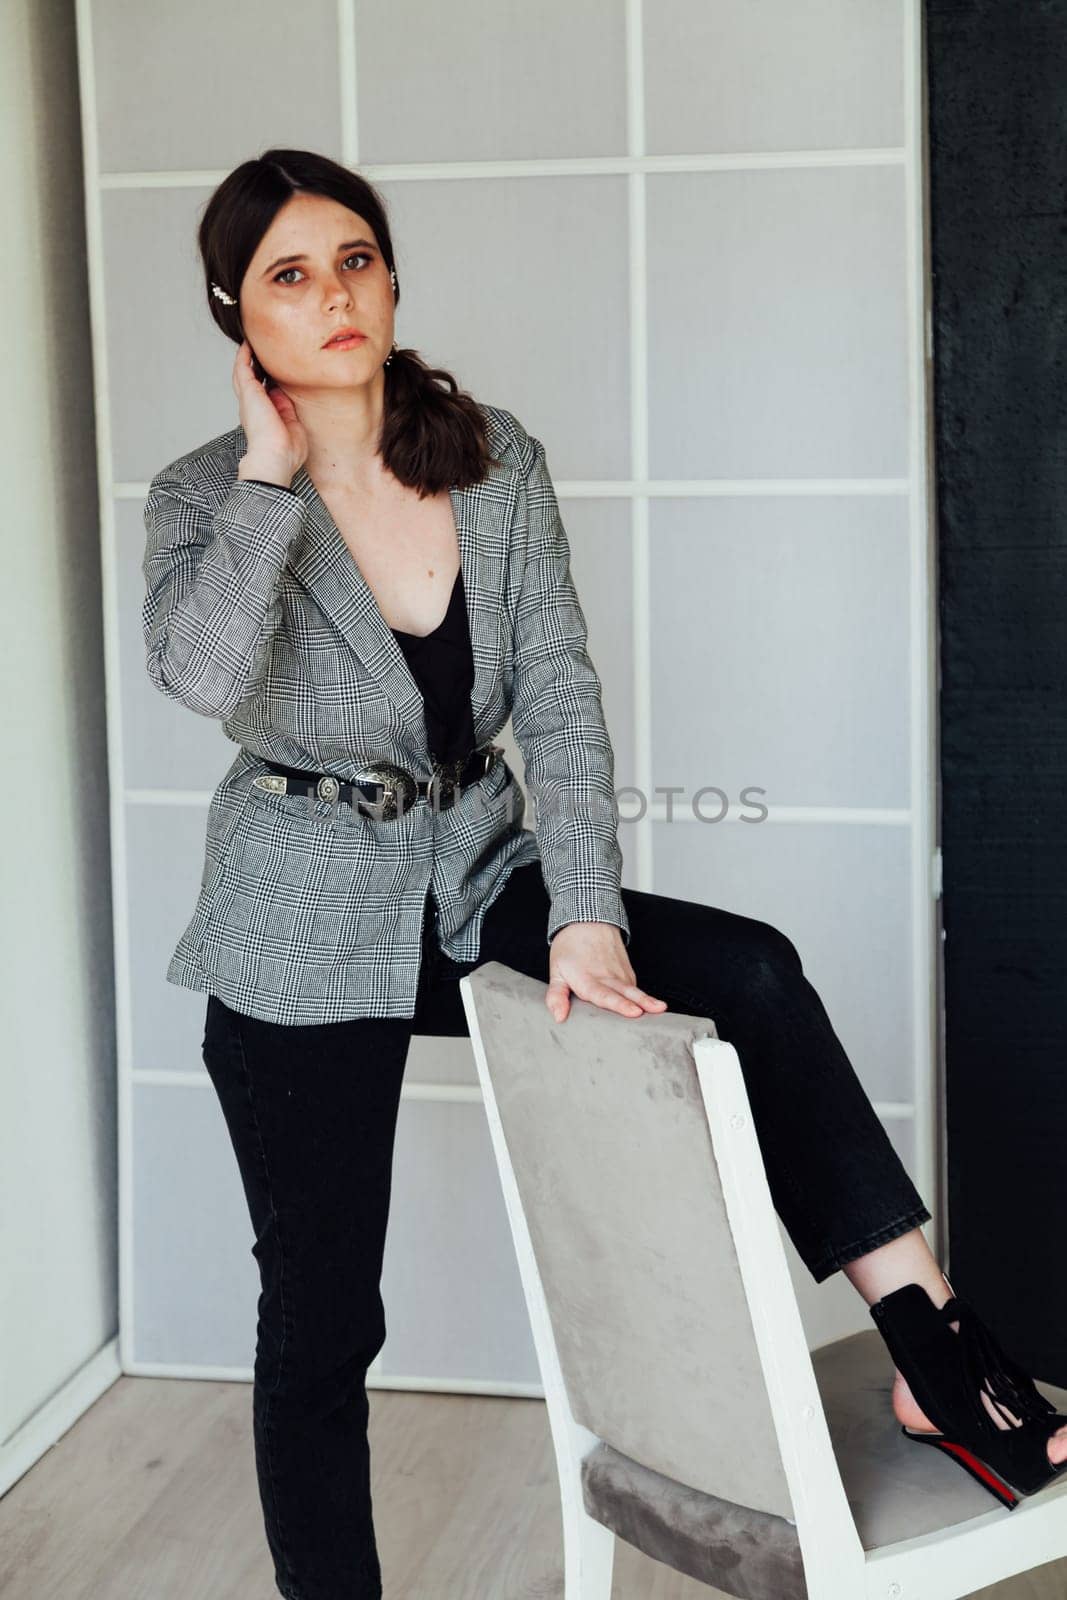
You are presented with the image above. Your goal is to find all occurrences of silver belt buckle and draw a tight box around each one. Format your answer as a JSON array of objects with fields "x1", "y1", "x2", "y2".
[
  {"x1": 428, "y1": 755, "x2": 467, "y2": 812},
  {"x1": 429, "y1": 745, "x2": 502, "y2": 812},
  {"x1": 358, "y1": 760, "x2": 418, "y2": 822},
  {"x1": 253, "y1": 772, "x2": 288, "y2": 795},
  {"x1": 254, "y1": 771, "x2": 341, "y2": 804}
]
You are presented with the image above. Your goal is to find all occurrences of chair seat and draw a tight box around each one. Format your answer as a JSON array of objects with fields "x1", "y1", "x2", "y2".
[{"x1": 579, "y1": 1327, "x2": 1067, "y2": 1600}]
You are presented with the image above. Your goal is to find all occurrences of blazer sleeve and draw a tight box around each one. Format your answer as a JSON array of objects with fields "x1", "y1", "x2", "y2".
[
  {"x1": 142, "y1": 464, "x2": 306, "y2": 719},
  {"x1": 509, "y1": 431, "x2": 631, "y2": 948}
]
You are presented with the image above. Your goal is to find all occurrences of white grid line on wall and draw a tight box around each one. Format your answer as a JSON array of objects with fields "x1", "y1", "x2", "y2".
[
  {"x1": 116, "y1": 478, "x2": 911, "y2": 495},
  {"x1": 131, "y1": 1067, "x2": 918, "y2": 1124},
  {"x1": 124, "y1": 793, "x2": 915, "y2": 827},
  {"x1": 98, "y1": 149, "x2": 907, "y2": 186},
  {"x1": 80, "y1": 0, "x2": 937, "y2": 1386}
]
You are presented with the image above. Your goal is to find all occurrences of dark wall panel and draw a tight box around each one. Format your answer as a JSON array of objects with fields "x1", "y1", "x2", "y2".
[{"x1": 927, "y1": 0, "x2": 1067, "y2": 1381}]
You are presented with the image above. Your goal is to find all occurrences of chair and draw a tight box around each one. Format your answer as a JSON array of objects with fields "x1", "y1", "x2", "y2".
[{"x1": 458, "y1": 962, "x2": 1067, "y2": 1600}]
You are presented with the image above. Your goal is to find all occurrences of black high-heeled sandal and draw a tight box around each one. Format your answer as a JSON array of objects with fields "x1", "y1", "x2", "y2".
[{"x1": 869, "y1": 1279, "x2": 1067, "y2": 1510}]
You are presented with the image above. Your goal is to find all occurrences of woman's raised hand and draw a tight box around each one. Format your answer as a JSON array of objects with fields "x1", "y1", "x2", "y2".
[{"x1": 233, "y1": 339, "x2": 308, "y2": 486}]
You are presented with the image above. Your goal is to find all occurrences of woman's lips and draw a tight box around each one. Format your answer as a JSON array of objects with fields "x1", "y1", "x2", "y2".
[{"x1": 323, "y1": 333, "x2": 367, "y2": 350}]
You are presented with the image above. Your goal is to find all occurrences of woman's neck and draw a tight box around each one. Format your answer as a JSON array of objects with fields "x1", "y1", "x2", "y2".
[{"x1": 294, "y1": 384, "x2": 386, "y2": 490}]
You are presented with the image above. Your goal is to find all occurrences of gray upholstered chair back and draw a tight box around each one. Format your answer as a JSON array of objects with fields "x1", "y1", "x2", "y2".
[{"x1": 465, "y1": 960, "x2": 795, "y2": 1522}]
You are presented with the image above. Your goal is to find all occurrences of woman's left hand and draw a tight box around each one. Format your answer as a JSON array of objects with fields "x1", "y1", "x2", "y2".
[{"x1": 546, "y1": 922, "x2": 668, "y2": 1023}]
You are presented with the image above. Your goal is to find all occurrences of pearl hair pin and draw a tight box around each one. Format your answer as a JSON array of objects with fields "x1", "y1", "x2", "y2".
[{"x1": 385, "y1": 267, "x2": 398, "y2": 363}]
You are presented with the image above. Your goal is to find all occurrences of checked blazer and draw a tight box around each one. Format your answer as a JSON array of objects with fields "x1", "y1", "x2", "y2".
[{"x1": 142, "y1": 402, "x2": 630, "y2": 1025}]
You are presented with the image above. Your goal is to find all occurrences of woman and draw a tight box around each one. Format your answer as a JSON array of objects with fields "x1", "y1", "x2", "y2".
[{"x1": 142, "y1": 148, "x2": 1067, "y2": 1598}]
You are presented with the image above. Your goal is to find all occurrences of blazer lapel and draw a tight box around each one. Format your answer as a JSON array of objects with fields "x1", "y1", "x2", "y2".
[
  {"x1": 231, "y1": 425, "x2": 519, "y2": 755},
  {"x1": 286, "y1": 463, "x2": 427, "y2": 740}
]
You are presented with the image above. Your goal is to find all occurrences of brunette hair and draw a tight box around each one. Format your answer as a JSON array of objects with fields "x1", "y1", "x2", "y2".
[{"x1": 198, "y1": 147, "x2": 494, "y2": 495}]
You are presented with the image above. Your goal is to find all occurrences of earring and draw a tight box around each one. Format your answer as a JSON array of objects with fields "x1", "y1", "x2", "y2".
[
  {"x1": 211, "y1": 282, "x2": 237, "y2": 305},
  {"x1": 385, "y1": 268, "x2": 398, "y2": 363}
]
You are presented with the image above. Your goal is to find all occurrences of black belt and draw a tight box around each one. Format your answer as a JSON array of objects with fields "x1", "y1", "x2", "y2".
[{"x1": 252, "y1": 744, "x2": 504, "y2": 821}]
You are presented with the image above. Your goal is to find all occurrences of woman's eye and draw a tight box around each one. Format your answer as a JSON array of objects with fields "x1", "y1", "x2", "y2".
[{"x1": 274, "y1": 253, "x2": 373, "y2": 285}]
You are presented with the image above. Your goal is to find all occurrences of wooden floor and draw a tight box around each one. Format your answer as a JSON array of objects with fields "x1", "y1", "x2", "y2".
[{"x1": 0, "y1": 1376, "x2": 721, "y2": 1599}]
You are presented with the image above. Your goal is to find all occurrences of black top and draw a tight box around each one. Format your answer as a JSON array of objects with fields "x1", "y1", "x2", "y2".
[
  {"x1": 390, "y1": 568, "x2": 476, "y2": 765},
  {"x1": 241, "y1": 470, "x2": 477, "y2": 766}
]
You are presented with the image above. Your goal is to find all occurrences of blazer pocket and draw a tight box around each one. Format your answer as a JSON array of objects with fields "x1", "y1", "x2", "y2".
[
  {"x1": 199, "y1": 797, "x2": 385, "y2": 979},
  {"x1": 187, "y1": 784, "x2": 257, "y2": 960}
]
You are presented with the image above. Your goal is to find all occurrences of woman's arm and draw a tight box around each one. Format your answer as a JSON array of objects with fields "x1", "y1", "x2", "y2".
[
  {"x1": 141, "y1": 462, "x2": 305, "y2": 719},
  {"x1": 509, "y1": 429, "x2": 631, "y2": 949}
]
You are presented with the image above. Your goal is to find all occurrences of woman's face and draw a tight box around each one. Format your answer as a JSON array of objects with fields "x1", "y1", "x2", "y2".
[{"x1": 238, "y1": 192, "x2": 394, "y2": 391}]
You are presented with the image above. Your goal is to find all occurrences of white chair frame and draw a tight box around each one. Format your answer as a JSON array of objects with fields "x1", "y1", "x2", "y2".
[{"x1": 460, "y1": 975, "x2": 1067, "y2": 1600}]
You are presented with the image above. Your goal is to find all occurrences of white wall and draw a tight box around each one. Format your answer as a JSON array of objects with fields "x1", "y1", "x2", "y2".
[
  {"x1": 82, "y1": 0, "x2": 935, "y2": 1390},
  {"x1": 0, "y1": 0, "x2": 119, "y2": 1496}
]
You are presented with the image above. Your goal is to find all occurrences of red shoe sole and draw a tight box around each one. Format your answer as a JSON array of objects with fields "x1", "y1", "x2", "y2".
[{"x1": 903, "y1": 1426, "x2": 1020, "y2": 1510}]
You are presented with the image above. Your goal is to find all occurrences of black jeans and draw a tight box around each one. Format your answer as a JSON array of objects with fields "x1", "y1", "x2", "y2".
[{"x1": 200, "y1": 859, "x2": 930, "y2": 1600}]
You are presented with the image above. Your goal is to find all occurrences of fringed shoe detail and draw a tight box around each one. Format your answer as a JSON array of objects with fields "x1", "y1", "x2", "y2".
[{"x1": 869, "y1": 1281, "x2": 1067, "y2": 1511}]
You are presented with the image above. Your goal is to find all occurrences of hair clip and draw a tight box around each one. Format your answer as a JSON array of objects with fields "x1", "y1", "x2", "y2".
[{"x1": 211, "y1": 282, "x2": 237, "y2": 306}]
